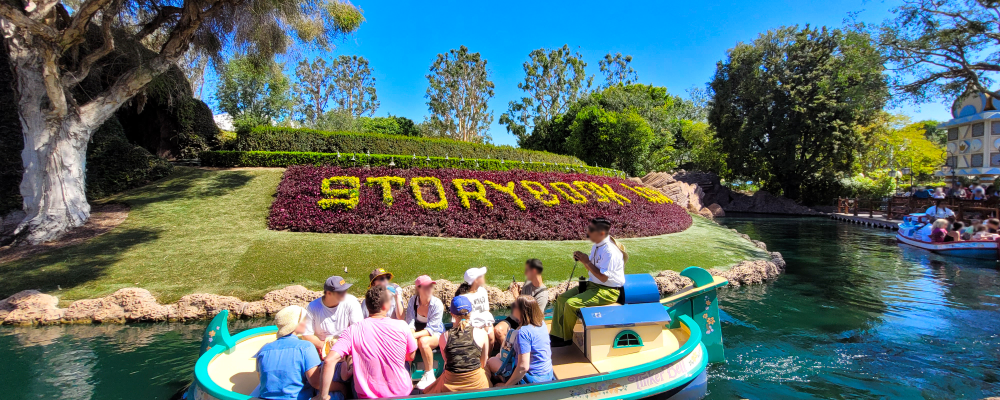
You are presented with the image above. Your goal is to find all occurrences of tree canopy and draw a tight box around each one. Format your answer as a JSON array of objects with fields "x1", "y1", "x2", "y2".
[
  {"x1": 708, "y1": 25, "x2": 889, "y2": 203},
  {"x1": 216, "y1": 57, "x2": 292, "y2": 131},
  {"x1": 870, "y1": 0, "x2": 1000, "y2": 102},
  {"x1": 499, "y1": 45, "x2": 591, "y2": 145},
  {"x1": 425, "y1": 46, "x2": 495, "y2": 143}
]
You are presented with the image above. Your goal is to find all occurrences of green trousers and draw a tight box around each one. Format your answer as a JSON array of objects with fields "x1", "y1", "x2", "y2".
[{"x1": 550, "y1": 283, "x2": 621, "y2": 340}]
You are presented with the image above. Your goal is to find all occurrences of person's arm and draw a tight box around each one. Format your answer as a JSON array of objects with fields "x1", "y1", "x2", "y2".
[
  {"x1": 405, "y1": 325, "x2": 418, "y2": 362},
  {"x1": 405, "y1": 296, "x2": 417, "y2": 331},
  {"x1": 393, "y1": 285, "x2": 405, "y2": 319},
  {"x1": 501, "y1": 353, "x2": 531, "y2": 387},
  {"x1": 477, "y1": 330, "x2": 489, "y2": 368},
  {"x1": 319, "y1": 351, "x2": 343, "y2": 400},
  {"x1": 573, "y1": 251, "x2": 608, "y2": 283},
  {"x1": 428, "y1": 298, "x2": 445, "y2": 336}
]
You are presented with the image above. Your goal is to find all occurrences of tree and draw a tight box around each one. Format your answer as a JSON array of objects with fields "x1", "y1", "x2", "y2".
[
  {"x1": 216, "y1": 57, "x2": 292, "y2": 131},
  {"x1": 499, "y1": 45, "x2": 592, "y2": 144},
  {"x1": 708, "y1": 26, "x2": 888, "y2": 202},
  {"x1": 358, "y1": 115, "x2": 421, "y2": 136},
  {"x1": 856, "y1": 112, "x2": 945, "y2": 178},
  {"x1": 870, "y1": 0, "x2": 1000, "y2": 102},
  {"x1": 294, "y1": 58, "x2": 334, "y2": 125},
  {"x1": 330, "y1": 55, "x2": 379, "y2": 117},
  {"x1": 566, "y1": 106, "x2": 654, "y2": 176},
  {"x1": 425, "y1": 46, "x2": 495, "y2": 143},
  {"x1": 599, "y1": 53, "x2": 638, "y2": 87},
  {"x1": 676, "y1": 120, "x2": 728, "y2": 174},
  {"x1": 0, "y1": 0, "x2": 363, "y2": 244}
]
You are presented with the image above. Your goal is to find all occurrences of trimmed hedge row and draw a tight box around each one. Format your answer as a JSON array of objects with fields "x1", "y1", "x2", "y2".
[
  {"x1": 235, "y1": 126, "x2": 583, "y2": 165},
  {"x1": 200, "y1": 151, "x2": 627, "y2": 177}
]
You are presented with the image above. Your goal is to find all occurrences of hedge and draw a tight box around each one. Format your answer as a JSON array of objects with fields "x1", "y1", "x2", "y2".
[
  {"x1": 235, "y1": 126, "x2": 583, "y2": 165},
  {"x1": 200, "y1": 151, "x2": 627, "y2": 177}
]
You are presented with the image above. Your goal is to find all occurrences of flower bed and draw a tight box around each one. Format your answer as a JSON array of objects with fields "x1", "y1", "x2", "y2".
[{"x1": 269, "y1": 166, "x2": 693, "y2": 240}]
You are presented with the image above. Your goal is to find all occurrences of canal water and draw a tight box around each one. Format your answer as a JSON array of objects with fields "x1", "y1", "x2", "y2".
[{"x1": 1, "y1": 216, "x2": 998, "y2": 399}]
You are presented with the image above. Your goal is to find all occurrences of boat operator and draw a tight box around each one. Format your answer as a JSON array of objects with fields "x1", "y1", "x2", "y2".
[
  {"x1": 549, "y1": 217, "x2": 626, "y2": 347},
  {"x1": 925, "y1": 199, "x2": 955, "y2": 220}
]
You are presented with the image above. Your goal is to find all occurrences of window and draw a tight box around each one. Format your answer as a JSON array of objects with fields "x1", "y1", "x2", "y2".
[
  {"x1": 948, "y1": 128, "x2": 959, "y2": 141},
  {"x1": 972, "y1": 153, "x2": 984, "y2": 167},
  {"x1": 991, "y1": 153, "x2": 1000, "y2": 167},
  {"x1": 993, "y1": 123, "x2": 1000, "y2": 136},
  {"x1": 613, "y1": 330, "x2": 643, "y2": 348},
  {"x1": 973, "y1": 123, "x2": 985, "y2": 137},
  {"x1": 947, "y1": 156, "x2": 957, "y2": 167}
]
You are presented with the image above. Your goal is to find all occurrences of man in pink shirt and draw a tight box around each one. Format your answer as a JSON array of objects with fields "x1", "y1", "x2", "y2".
[{"x1": 320, "y1": 285, "x2": 418, "y2": 399}]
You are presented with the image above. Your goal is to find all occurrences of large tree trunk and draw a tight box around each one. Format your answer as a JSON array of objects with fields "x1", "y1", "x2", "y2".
[
  {"x1": 2, "y1": 23, "x2": 94, "y2": 245},
  {"x1": 15, "y1": 117, "x2": 92, "y2": 244}
]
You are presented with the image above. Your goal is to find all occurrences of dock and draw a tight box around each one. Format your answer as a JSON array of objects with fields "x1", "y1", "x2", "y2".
[{"x1": 830, "y1": 213, "x2": 899, "y2": 230}]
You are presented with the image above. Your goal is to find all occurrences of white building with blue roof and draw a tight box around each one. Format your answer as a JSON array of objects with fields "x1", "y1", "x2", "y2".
[{"x1": 940, "y1": 91, "x2": 1000, "y2": 185}]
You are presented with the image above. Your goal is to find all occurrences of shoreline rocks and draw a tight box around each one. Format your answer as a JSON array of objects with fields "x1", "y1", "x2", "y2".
[{"x1": 643, "y1": 170, "x2": 820, "y2": 216}]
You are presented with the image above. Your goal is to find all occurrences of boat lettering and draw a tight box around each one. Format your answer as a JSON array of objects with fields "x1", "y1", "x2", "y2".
[{"x1": 568, "y1": 381, "x2": 628, "y2": 398}]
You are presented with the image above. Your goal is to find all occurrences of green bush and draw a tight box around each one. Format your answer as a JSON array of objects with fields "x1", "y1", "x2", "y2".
[
  {"x1": 200, "y1": 151, "x2": 624, "y2": 177},
  {"x1": 86, "y1": 119, "x2": 174, "y2": 199},
  {"x1": 235, "y1": 126, "x2": 583, "y2": 165},
  {"x1": 838, "y1": 172, "x2": 897, "y2": 201}
]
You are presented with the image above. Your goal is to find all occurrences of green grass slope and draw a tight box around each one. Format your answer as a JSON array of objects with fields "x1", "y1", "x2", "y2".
[{"x1": 0, "y1": 167, "x2": 768, "y2": 303}]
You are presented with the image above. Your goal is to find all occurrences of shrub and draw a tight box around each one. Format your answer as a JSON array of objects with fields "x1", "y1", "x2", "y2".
[
  {"x1": 269, "y1": 166, "x2": 692, "y2": 240},
  {"x1": 200, "y1": 150, "x2": 624, "y2": 177},
  {"x1": 235, "y1": 126, "x2": 582, "y2": 164},
  {"x1": 85, "y1": 119, "x2": 174, "y2": 199}
]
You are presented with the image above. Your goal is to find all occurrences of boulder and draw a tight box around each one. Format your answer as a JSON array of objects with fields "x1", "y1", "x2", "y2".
[
  {"x1": 0, "y1": 290, "x2": 64, "y2": 325},
  {"x1": 172, "y1": 293, "x2": 246, "y2": 320},
  {"x1": 707, "y1": 203, "x2": 725, "y2": 217},
  {"x1": 725, "y1": 190, "x2": 819, "y2": 215},
  {"x1": 106, "y1": 288, "x2": 171, "y2": 321},
  {"x1": 256, "y1": 285, "x2": 321, "y2": 315}
]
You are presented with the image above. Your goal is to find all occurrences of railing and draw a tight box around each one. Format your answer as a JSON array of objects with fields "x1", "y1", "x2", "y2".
[{"x1": 838, "y1": 196, "x2": 1000, "y2": 221}]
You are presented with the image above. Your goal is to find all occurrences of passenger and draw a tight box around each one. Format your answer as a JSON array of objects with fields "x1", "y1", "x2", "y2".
[
  {"x1": 300, "y1": 276, "x2": 362, "y2": 397},
  {"x1": 495, "y1": 295, "x2": 554, "y2": 386},
  {"x1": 932, "y1": 187, "x2": 946, "y2": 199},
  {"x1": 421, "y1": 296, "x2": 491, "y2": 394},
  {"x1": 929, "y1": 219, "x2": 949, "y2": 243},
  {"x1": 946, "y1": 222, "x2": 964, "y2": 242},
  {"x1": 407, "y1": 275, "x2": 445, "y2": 390},
  {"x1": 253, "y1": 305, "x2": 325, "y2": 400},
  {"x1": 550, "y1": 217, "x2": 626, "y2": 346},
  {"x1": 458, "y1": 267, "x2": 496, "y2": 350},
  {"x1": 361, "y1": 268, "x2": 404, "y2": 319},
  {"x1": 988, "y1": 218, "x2": 1000, "y2": 234},
  {"x1": 973, "y1": 186, "x2": 988, "y2": 200},
  {"x1": 962, "y1": 220, "x2": 980, "y2": 240},
  {"x1": 494, "y1": 259, "x2": 548, "y2": 349},
  {"x1": 925, "y1": 200, "x2": 955, "y2": 219},
  {"x1": 972, "y1": 225, "x2": 991, "y2": 240},
  {"x1": 320, "y1": 285, "x2": 418, "y2": 400}
]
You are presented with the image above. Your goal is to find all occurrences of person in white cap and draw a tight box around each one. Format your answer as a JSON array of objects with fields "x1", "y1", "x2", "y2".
[
  {"x1": 253, "y1": 305, "x2": 327, "y2": 400},
  {"x1": 458, "y1": 266, "x2": 495, "y2": 350}
]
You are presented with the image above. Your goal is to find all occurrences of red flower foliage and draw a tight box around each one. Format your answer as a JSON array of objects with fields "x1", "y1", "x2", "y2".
[{"x1": 269, "y1": 166, "x2": 693, "y2": 240}]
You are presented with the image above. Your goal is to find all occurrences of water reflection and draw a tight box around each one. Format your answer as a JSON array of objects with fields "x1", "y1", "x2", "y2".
[
  {"x1": 711, "y1": 216, "x2": 1000, "y2": 399},
  {"x1": 2, "y1": 217, "x2": 1000, "y2": 399}
]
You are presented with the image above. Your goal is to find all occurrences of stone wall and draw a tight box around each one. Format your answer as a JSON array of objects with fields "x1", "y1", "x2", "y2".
[{"x1": 641, "y1": 170, "x2": 819, "y2": 216}]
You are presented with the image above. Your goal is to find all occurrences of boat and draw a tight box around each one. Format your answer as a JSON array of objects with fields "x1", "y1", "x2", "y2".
[
  {"x1": 896, "y1": 213, "x2": 999, "y2": 260},
  {"x1": 186, "y1": 266, "x2": 728, "y2": 400}
]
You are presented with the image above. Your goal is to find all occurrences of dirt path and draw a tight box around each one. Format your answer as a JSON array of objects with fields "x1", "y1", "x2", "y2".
[{"x1": 0, "y1": 203, "x2": 130, "y2": 264}]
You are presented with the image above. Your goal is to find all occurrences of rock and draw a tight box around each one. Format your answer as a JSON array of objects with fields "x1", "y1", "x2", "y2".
[
  {"x1": 0, "y1": 290, "x2": 64, "y2": 325},
  {"x1": 751, "y1": 240, "x2": 767, "y2": 251},
  {"x1": 173, "y1": 293, "x2": 245, "y2": 320},
  {"x1": 696, "y1": 207, "x2": 715, "y2": 220},
  {"x1": 256, "y1": 285, "x2": 321, "y2": 315},
  {"x1": 724, "y1": 190, "x2": 819, "y2": 215},
  {"x1": 107, "y1": 288, "x2": 171, "y2": 321},
  {"x1": 707, "y1": 203, "x2": 725, "y2": 217}
]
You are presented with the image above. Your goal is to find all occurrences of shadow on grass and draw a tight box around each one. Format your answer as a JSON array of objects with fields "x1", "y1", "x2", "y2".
[
  {"x1": 0, "y1": 227, "x2": 161, "y2": 298},
  {"x1": 123, "y1": 168, "x2": 255, "y2": 206}
]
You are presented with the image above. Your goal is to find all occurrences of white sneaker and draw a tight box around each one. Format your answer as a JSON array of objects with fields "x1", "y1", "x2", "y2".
[{"x1": 416, "y1": 371, "x2": 436, "y2": 390}]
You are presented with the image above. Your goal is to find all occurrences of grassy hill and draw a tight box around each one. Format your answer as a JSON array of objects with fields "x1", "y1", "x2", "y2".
[{"x1": 0, "y1": 167, "x2": 768, "y2": 304}]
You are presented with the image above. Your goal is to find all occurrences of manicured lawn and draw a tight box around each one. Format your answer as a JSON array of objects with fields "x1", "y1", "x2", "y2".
[{"x1": 0, "y1": 167, "x2": 768, "y2": 304}]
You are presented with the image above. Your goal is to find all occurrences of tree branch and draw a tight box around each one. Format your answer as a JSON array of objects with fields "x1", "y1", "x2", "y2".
[
  {"x1": 59, "y1": 0, "x2": 114, "y2": 49},
  {"x1": 0, "y1": 2, "x2": 59, "y2": 42},
  {"x1": 61, "y1": 0, "x2": 120, "y2": 88},
  {"x1": 134, "y1": 6, "x2": 182, "y2": 42}
]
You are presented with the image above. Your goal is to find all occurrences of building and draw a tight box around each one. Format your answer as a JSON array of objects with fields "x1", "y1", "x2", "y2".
[{"x1": 940, "y1": 91, "x2": 1000, "y2": 186}]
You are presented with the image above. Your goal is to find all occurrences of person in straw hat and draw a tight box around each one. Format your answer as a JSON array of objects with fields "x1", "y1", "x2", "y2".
[
  {"x1": 361, "y1": 268, "x2": 404, "y2": 319},
  {"x1": 549, "y1": 217, "x2": 627, "y2": 347},
  {"x1": 252, "y1": 305, "x2": 327, "y2": 400}
]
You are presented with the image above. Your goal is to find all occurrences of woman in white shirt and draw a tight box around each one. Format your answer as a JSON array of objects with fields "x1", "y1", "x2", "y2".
[{"x1": 458, "y1": 267, "x2": 495, "y2": 351}]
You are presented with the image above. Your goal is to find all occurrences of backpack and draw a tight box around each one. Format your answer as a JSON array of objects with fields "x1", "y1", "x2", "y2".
[{"x1": 495, "y1": 328, "x2": 518, "y2": 379}]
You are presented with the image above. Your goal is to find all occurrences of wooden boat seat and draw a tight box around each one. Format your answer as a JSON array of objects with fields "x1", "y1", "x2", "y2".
[{"x1": 550, "y1": 344, "x2": 600, "y2": 379}]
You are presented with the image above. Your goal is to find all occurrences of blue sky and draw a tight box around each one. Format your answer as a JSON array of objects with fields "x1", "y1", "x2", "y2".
[{"x1": 202, "y1": 0, "x2": 953, "y2": 147}]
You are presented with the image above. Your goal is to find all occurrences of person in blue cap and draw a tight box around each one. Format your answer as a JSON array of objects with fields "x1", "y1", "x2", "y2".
[{"x1": 421, "y1": 295, "x2": 491, "y2": 393}]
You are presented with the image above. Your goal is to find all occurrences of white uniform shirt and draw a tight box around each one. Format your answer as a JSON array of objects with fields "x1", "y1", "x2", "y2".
[
  {"x1": 925, "y1": 205, "x2": 955, "y2": 219},
  {"x1": 302, "y1": 294, "x2": 364, "y2": 340},
  {"x1": 463, "y1": 286, "x2": 494, "y2": 328},
  {"x1": 589, "y1": 236, "x2": 626, "y2": 288}
]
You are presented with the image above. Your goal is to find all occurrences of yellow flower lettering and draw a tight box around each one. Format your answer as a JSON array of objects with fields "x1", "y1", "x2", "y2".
[
  {"x1": 520, "y1": 181, "x2": 560, "y2": 207},
  {"x1": 484, "y1": 181, "x2": 527, "y2": 210},
  {"x1": 452, "y1": 179, "x2": 494, "y2": 209},
  {"x1": 318, "y1": 176, "x2": 361, "y2": 210},
  {"x1": 549, "y1": 182, "x2": 588, "y2": 204},
  {"x1": 366, "y1": 176, "x2": 406, "y2": 207},
  {"x1": 410, "y1": 177, "x2": 448, "y2": 211}
]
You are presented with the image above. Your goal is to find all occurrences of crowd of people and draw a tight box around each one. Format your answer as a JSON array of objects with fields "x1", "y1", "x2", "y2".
[
  {"x1": 925, "y1": 200, "x2": 1000, "y2": 242},
  {"x1": 911, "y1": 183, "x2": 997, "y2": 200},
  {"x1": 251, "y1": 218, "x2": 627, "y2": 400}
]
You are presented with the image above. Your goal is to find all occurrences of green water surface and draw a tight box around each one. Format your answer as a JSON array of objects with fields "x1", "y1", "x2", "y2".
[{"x1": 1, "y1": 216, "x2": 999, "y2": 399}]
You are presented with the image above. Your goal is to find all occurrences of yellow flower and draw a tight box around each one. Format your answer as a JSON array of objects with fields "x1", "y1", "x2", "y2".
[
  {"x1": 520, "y1": 181, "x2": 560, "y2": 207},
  {"x1": 452, "y1": 179, "x2": 494, "y2": 209},
  {"x1": 366, "y1": 176, "x2": 406, "y2": 207},
  {"x1": 550, "y1": 182, "x2": 588, "y2": 204},
  {"x1": 410, "y1": 177, "x2": 448, "y2": 211},
  {"x1": 484, "y1": 181, "x2": 527, "y2": 210},
  {"x1": 317, "y1": 176, "x2": 361, "y2": 210}
]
